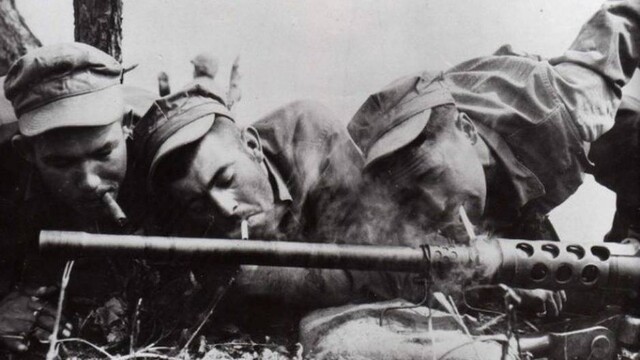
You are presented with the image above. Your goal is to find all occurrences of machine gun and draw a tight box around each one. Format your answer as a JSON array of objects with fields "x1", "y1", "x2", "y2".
[
  {"x1": 40, "y1": 230, "x2": 640, "y2": 292},
  {"x1": 38, "y1": 231, "x2": 640, "y2": 359}
]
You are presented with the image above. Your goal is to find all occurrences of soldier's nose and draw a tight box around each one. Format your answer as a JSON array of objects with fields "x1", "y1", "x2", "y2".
[
  {"x1": 420, "y1": 192, "x2": 448, "y2": 217},
  {"x1": 77, "y1": 171, "x2": 101, "y2": 193},
  {"x1": 209, "y1": 190, "x2": 239, "y2": 218}
]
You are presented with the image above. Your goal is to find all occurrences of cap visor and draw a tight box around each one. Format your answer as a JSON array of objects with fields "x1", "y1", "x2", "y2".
[
  {"x1": 19, "y1": 85, "x2": 125, "y2": 137},
  {"x1": 365, "y1": 109, "x2": 431, "y2": 168},
  {"x1": 149, "y1": 115, "x2": 215, "y2": 181}
]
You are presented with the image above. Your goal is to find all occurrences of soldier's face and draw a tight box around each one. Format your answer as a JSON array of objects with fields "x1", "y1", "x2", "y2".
[
  {"x1": 384, "y1": 114, "x2": 486, "y2": 227},
  {"x1": 167, "y1": 126, "x2": 276, "y2": 239},
  {"x1": 30, "y1": 121, "x2": 128, "y2": 220}
]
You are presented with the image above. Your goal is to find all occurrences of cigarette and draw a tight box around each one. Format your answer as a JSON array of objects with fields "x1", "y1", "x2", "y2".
[
  {"x1": 241, "y1": 219, "x2": 249, "y2": 240},
  {"x1": 102, "y1": 192, "x2": 128, "y2": 227},
  {"x1": 458, "y1": 206, "x2": 476, "y2": 240}
]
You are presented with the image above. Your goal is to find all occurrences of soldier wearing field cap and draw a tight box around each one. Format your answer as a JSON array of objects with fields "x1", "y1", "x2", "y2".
[
  {"x1": 350, "y1": 1, "x2": 640, "y2": 241},
  {"x1": 133, "y1": 83, "x2": 365, "y2": 341},
  {"x1": 348, "y1": 0, "x2": 640, "y2": 318},
  {"x1": 0, "y1": 42, "x2": 155, "y2": 354}
]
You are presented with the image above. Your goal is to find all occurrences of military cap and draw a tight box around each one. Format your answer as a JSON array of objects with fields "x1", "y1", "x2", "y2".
[
  {"x1": 4, "y1": 42, "x2": 125, "y2": 136},
  {"x1": 133, "y1": 83, "x2": 232, "y2": 186},
  {"x1": 348, "y1": 71, "x2": 455, "y2": 169}
]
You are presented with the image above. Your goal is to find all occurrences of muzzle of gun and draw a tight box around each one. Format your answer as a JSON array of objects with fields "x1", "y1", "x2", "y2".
[
  {"x1": 39, "y1": 231, "x2": 640, "y2": 293},
  {"x1": 101, "y1": 192, "x2": 127, "y2": 227}
]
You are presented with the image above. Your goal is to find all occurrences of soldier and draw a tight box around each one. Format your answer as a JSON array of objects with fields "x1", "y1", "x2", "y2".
[
  {"x1": 348, "y1": 1, "x2": 640, "y2": 242},
  {"x1": 298, "y1": 2, "x2": 640, "y2": 357},
  {"x1": 346, "y1": 0, "x2": 640, "y2": 318},
  {"x1": 0, "y1": 43, "x2": 155, "y2": 354},
  {"x1": 136, "y1": 85, "x2": 363, "y2": 241},
  {"x1": 133, "y1": 83, "x2": 365, "y2": 340}
]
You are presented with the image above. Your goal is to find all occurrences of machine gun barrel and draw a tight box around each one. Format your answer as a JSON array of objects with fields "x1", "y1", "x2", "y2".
[
  {"x1": 39, "y1": 230, "x2": 440, "y2": 272},
  {"x1": 40, "y1": 230, "x2": 640, "y2": 292}
]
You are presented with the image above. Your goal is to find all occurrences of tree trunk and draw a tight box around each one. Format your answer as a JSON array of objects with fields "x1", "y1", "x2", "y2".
[
  {"x1": 74, "y1": 0, "x2": 123, "y2": 62},
  {"x1": 0, "y1": 0, "x2": 41, "y2": 76}
]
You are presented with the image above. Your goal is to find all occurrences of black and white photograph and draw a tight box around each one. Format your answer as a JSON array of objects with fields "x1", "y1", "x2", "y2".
[{"x1": 0, "y1": 0, "x2": 639, "y2": 358}]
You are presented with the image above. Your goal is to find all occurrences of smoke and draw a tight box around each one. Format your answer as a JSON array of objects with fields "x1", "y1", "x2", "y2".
[{"x1": 310, "y1": 170, "x2": 485, "y2": 304}]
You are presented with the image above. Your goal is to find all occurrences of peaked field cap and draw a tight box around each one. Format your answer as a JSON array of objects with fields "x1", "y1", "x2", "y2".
[
  {"x1": 4, "y1": 42, "x2": 125, "y2": 136},
  {"x1": 133, "y1": 83, "x2": 233, "y2": 185},
  {"x1": 348, "y1": 71, "x2": 455, "y2": 169}
]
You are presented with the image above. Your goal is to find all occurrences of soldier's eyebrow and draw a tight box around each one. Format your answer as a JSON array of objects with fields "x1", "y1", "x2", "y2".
[
  {"x1": 41, "y1": 140, "x2": 119, "y2": 164},
  {"x1": 91, "y1": 141, "x2": 118, "y2": 156},
  {"x1": 42, "y1": 153, "x2": 77, "y2": 164}
]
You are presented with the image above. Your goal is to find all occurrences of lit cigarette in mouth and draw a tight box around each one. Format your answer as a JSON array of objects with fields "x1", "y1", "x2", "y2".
[
  {"x1": 241, "y1": 219, "x2": 249, "y2": 240},
  {"x1": 102, "y1": 192, "x2": 128, "y2": 227},
  {"x1": 458, "y1": 206, "x2": 476, "y2": 240}
]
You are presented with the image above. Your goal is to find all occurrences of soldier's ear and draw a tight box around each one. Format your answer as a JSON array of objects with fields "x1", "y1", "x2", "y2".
[
  {"x1": 455, "y1": 112, "x2": 478, "y2": 145},
  {"x1": 241, "y1": 126, "x2": 264, "y2": 163},
  {"x1": 11, "y1": 134, "x2": 35, "y2": 163}
]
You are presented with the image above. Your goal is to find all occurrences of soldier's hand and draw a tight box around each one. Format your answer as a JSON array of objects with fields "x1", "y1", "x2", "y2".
[
  {"x1": 0, "y1": 287, "x2": 72, "y2": 352},
  {"x1": 514, "y1": 288, "x2": 566, "y2": 317}
]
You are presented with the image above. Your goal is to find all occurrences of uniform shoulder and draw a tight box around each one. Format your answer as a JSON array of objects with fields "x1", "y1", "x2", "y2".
[{"x1": 253, "y1": 100, "x2": 346, "y2": 144}]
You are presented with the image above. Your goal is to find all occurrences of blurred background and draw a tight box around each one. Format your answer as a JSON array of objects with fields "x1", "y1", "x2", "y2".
[{"x1": 15, "y1": 0, "x2": 640, "y2": 242}]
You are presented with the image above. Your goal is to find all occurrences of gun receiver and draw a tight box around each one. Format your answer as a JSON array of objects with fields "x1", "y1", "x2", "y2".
[{"x1": 39, "y1": 231, "x2": 640, "y2": 292}]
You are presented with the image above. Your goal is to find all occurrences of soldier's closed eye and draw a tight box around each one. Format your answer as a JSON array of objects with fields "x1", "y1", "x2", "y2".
[
  {"x1": 419, "y1": 167, "x2": 444, "y2": 183},
  {"x1": 95, "y1": 149, "x2": 113, "y2": 160},
  {"x1": 214, "y1": 167, "x2": 235, "y2": 188},
  {"x1": 92, "y1": 142, "x2": 116, "y2": 160},
  {"x1": 205, "y1": 163, "x2": 235, "y2": 191},
  {"x1": 45, "y1": 157, "x2": 75, "y2": 169}
]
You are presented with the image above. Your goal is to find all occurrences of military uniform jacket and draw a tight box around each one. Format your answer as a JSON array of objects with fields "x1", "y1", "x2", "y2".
[{"x1": 440, "y1": 1, "x2": 640, "y2": 236}]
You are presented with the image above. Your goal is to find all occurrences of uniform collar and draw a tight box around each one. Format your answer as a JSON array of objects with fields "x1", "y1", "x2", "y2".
[{"x1": 263, "y1": 156, "x2": 293, "y2": 203}]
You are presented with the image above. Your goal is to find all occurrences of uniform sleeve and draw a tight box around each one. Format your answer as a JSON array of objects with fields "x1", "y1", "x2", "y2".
[{"x1": 549, "y1": 0, "x2": 640, "y2": 141}]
